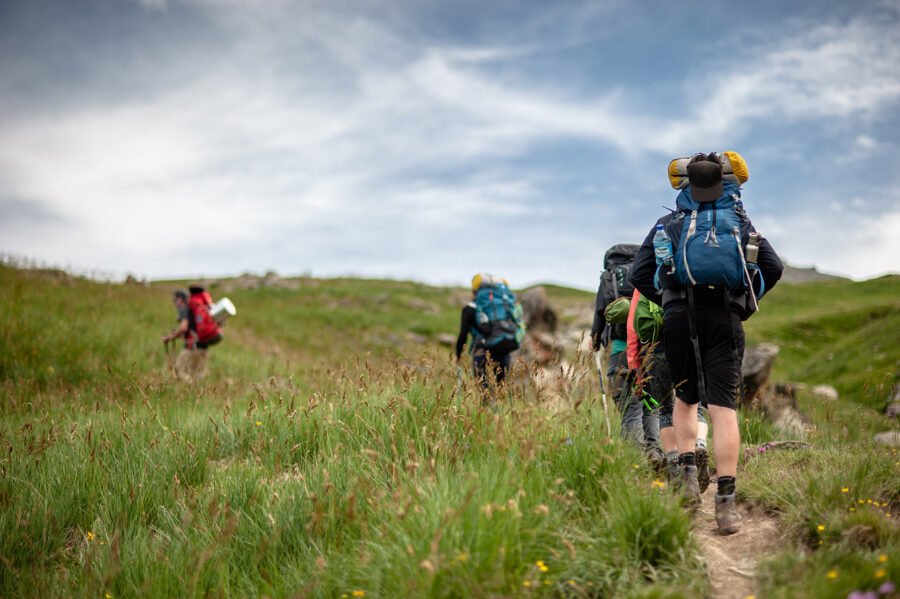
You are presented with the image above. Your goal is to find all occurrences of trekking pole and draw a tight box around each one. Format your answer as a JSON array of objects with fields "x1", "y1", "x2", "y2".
[{"x1": 594, "y1": 351, "x2": 612, "y2": 437}]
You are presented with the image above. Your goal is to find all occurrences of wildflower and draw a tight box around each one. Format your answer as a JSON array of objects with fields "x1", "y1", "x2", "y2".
[
  {"x1": 523, "y1": 580, "x2": 532, "y2": 588},
  {"x1": 86, "y1": 532, "x2": 95, "y2": 542},
  {"x1": 568, "y1": 580, "x2": 577, "y2": 587},
  {"x1": 817, "y1": 525, "x2": 826, "y2": 532},
  {"x1": 874, "y1": 568, "x2": 886, "y2": 579},
  {"x1": 879, "y1": 582, "x2": 896, "y2": 594},
  {"x1": 352, "y1": 591, "x2": 365, "y2": 598},
  {"x1": 826, "y1": 569, "x2": 838, "y2": 580},
  {"x1": 536, "y1": 560, "x2": 548, "y2": 572},
  {"x1": 859, "y1": 499, "x2": 866, "y2": 504},
  {"x1": 850, "y1": 507, "x2": 857, "y2": 512},
  {"x1": 543, "y1": 580, "x2": 551, "y2": 586},
  {"x1": 456, "y1": 552, "x2": 469, "y2": 563},
  {"x1": 533, "y1": 504, "x2": 550, "y2": 516},
  {"x1": 745, "y1": 595, "x2": 755, "y2": 599},
  {"x1": 842, "y1": 487, "x2": 849, "y2": 493},
  {"x1": 878, "y1": 554, "x2": 888, "y2": 563},
  {"x1": 632, "y1": 464, "x2": 640, "y2": 469},
  {"x1": 105, "y1": 594, "x2": 112, "y2": 599},
  {"x1": 651, "y1": 480, "x2": 666, "y2": 489},
  {"x1": 255, "y1": 421, "x2": 262, "y2": 426}
]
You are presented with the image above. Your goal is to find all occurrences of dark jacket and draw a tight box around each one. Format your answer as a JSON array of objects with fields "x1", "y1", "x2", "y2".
[
  {"x1": 455, "y1": 303, "x2": 476, "y2": 359},
  {"x1": 630, "y1": 191, "x2": 783, "y2": 312}
]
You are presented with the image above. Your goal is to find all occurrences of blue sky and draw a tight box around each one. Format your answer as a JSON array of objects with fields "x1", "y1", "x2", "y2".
[{"x1": 1, "y1": 0, "x2": 899, "y2": 288}]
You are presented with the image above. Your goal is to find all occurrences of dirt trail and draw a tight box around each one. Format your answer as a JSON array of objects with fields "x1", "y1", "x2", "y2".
[{"x1": 693, "y1": 490, "x2": 785, "y2": 599}]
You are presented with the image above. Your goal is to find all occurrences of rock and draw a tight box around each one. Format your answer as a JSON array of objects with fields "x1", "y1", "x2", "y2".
[
  {"x1": 873, "y1": 431, "x2": 900, "y2": 447},
  {"x1": 436, "y1": 333, "x2": 457, "y2": 347},
  {"x1": 519, "y1": 287, "x2": 558, "y2": 334},
  {"x1": 811, "y1": 384, "x2": 839, "y2": 402},
  {"x1": 886, "y1": 402, "x2": 900, "y2": 418},
  {"x1": 741, "y1": 343, "x2": 780, "y2": 408}
]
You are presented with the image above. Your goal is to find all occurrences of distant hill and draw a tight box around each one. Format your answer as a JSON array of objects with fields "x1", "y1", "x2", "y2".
[{"x1": 780, "y1": 263, "x2": 849, "y2": 283}]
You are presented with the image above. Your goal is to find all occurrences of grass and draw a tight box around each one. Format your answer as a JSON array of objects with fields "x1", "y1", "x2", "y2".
[{"x1": 1, "y1": 263, "x2": 898, "y2": 598}]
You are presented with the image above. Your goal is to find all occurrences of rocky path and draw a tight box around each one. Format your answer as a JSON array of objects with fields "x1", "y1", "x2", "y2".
[{"x1": 693, "y1": 489, "x2": 785, "y2": 599}]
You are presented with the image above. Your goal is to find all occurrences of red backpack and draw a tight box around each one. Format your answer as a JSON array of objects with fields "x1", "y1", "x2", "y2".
[{"x1": 188, "y1": 289, "x2": 222, "y2": 345}]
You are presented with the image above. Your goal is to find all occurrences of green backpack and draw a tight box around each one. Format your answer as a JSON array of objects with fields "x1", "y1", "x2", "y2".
[
  {"x1": 604, "y1": 296, "x2": 631, "y2": 325},
  {"x1": 633, "y1": 293, "x2": 663, "y2": 345}
]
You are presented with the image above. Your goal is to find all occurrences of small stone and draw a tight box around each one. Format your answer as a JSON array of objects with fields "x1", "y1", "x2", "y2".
[
  {"x1": 811, "y1": 384, "x2": 839, "y2": 402},
  {"x1": 873, "y1": 431, "x2": 900, "y2": 447},
  {"x1": 886, "y1": 402, "x2": 900, "y2": 418}
]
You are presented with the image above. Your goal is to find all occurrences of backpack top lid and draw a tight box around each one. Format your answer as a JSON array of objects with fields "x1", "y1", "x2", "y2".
[
  {"x1": 668, "y1": 150, "x2": 749, "y2": 191},
  {"x1": 675, "y1": 181, "x2": 742, "y2": 212},
  {"x1": 473, "y1": 273, "x2": 509, "y2": 291},
  {"x1": 603, "y1": 244, "x2": 640, "y2": 271}
]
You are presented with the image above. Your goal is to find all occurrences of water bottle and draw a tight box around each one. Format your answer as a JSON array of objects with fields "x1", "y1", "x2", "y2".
[
  {"x1": 653, "y1": 224, "x2": 675, "y2": 273},
  {"x1": 746, "y1": 232, "x2": 760, "y2": 264}
]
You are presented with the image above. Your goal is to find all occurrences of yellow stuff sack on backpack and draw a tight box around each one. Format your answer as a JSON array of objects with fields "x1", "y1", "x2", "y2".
[{"x1": 667, "y1": 151, "x2": 749, "y2": 190}]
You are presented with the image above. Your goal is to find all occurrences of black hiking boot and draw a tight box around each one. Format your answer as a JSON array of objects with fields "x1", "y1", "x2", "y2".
[
  {"x1": 682, "y1": 465, "x2": 701, "y2": 507},
  {"x1": 647, "y1": 447, "x2": 666, "y2": 474},
  {"x1": 715, "y1": 493, "x2": 742, "y2": 535},
  {"x1": 696, "y1": 446, "x2": 710, "y2": 494}
]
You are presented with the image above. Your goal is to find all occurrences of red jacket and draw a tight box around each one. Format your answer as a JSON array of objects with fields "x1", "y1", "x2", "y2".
[{"x1": 625, "y1": 289, "x2": 643, "y2": 377}]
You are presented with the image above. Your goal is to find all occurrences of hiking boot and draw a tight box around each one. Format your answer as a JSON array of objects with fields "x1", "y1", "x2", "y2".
[
  {"x1": 647, "y1": 447, "x2": 666, "y2": 474},
  {"x1": 696, "y1": 446, "x2": 710, "y2": 494},
  {"x1": 682, "y1": 465, "x2": 701, "y2": 507},
  {"x1": 715, "y1": 493, "x2": 742, "y2": 535},
  {"x1": 667, "y1": 457, "x2": 681, "y2": 489}
]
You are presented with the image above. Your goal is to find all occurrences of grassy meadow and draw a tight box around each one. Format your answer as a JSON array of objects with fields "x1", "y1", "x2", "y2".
[{"x1": 1, "y1": 264, "x2": 898, "y2": 598}]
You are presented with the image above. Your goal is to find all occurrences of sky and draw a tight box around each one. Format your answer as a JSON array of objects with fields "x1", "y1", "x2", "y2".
[{"x1": 1, "y1": 0, "x2": 899, "y2": 288}]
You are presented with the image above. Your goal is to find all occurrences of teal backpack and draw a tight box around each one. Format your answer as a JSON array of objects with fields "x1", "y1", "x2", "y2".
[{"x1": 472, "y1": 277, "x2": 525, "y2": 354}]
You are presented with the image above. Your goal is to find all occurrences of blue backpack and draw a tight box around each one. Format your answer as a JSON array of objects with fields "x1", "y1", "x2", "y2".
[
  {"x1": 656, "y1": 183, "x2": 763, "y2": 317},
  {"x1": 471, "y1": 278, "x2": 525, "y2": 354}
]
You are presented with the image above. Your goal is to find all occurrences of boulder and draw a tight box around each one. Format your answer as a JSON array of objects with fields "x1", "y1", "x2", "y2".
[
  {"x1": 519, "y1": 287, "x2": 558, "y2": 334},
  {"x1": 886, "y1": 402, "x2": 900, "y2": 418},
  {"x1": 741, "y1": 343, "x2": 780, "y2": 408}
]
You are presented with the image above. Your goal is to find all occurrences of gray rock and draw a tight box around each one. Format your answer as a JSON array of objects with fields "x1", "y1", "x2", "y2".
[
  {"x1": 886, "y1": 402, "x2": 900, "y2": 418},
  {"x1": 811, "y1": 384, "x2": 839, "y2": 402},
  {"x1": 436, "y1": 333, "x2": 457, "y2": 347},
  {"x1": 873, "y1": 431, "x2": 900, "y2": 447}
]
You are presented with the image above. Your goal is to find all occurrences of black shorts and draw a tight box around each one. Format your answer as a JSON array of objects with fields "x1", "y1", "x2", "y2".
[
  {"x1": 192, "y1": 333, "x2": 223, "y2": 350},
  {"x1": 662, "y1": 306, "x2": 744, "y2": 410}
]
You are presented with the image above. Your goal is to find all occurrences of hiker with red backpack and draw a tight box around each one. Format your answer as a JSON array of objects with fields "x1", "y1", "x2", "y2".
[
  {"x1": 455, "y1": 274, "x2": 525, "y2": 403},
  {"x1": 626, "y1": 289, "x2": 710, "y2": 488},
  {"x1": 630, "y1": 151, "x2": 783, "y2": 534},
  {"x1": 163, "y1": 286, "x2": 223, "y2": 379}
]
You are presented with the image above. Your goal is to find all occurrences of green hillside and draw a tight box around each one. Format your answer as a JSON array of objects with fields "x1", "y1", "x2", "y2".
[{"x1": 0, "y1": 264, "x2": 897, "y2": 598}]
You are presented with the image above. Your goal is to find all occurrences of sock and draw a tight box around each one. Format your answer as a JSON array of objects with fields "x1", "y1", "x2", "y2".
[
  {"x1": 679, "y1": 452, "x2": 696, "y2": 467},
  {"x1": 695, "y1": 438, "x2": 707, "y2": 451},
  {"x1": 718, "y1": 476, "x2": 736, "y2": 496},
  {"x1": 666, "y1": 450, "x2": 679, "y2": 465}
]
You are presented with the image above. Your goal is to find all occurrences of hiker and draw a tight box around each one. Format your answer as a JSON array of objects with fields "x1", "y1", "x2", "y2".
[
  {"x1": 630, "y1": 151, "x2": 783, "y2": 534},
  {"x1": 591, "y1": 245, "x2": 661, "y2": 464},
  {"x1": 626, "y1": 289, "x2": 710, "y2": 488},
  {"x1": 162, "y1": 286, "x2": 223, "y2": 380},
  {"x1": 455, "y1": 274, "x2": 525, "y2": 402}
]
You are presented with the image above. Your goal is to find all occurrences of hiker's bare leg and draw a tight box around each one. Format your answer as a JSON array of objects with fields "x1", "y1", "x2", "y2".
[
  {"x1": 697, "y1": 421, "x2": 709, "y2": 446},
  {"x1": 708, "y1": 405, "x2": 739, "y2": 477},
  {"x1": 674, "y1": 398, "x2": 699, "y2": 455},
  {"x1": 659, "y1": 427, "x2": 676, "y2": 452}
]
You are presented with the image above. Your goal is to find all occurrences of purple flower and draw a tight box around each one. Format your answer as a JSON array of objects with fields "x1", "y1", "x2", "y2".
[
  {"x1": 847, "y1": 592, "x2": 865, "y2": 599},
  {"x1": 878, "y1": 581, "x2": 895, "y2": 595}
]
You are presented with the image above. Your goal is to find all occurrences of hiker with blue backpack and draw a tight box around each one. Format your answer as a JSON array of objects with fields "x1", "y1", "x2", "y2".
[
  {"x1": 591, "y1": 245, "x2": 661, "y2": 465},
  {"x1": 631, "y1": 151, "x2": 783, "y2": 534},
  {"x1": 455, "y1": 274, "x2": 526, "y2": 402}
]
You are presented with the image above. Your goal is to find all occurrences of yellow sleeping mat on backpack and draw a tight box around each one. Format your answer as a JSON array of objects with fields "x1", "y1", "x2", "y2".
[{"x1": 667, "y1": 151, "x2": 749, "y2": 190}]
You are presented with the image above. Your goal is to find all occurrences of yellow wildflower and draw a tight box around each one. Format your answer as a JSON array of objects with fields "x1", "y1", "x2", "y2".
[
  {"x1": 86, "y1": 532, "x2": 95, "y2": 542},
  {"x1": 105, "y1": 594, "x2": 112, "y2": 599},
  {"x1": 568, "y1": 579, "x2": 577, "y2": 587},
  {"x1": 523, "y1": 580, "x2": 532, "y2": 588},
  {"x1": 651, "y1": 480, "x2": 666, "y2": 489},
  {"x1": 632, "y1": 464, "x2": 640, "y2": 469},
  {"x1": 456, "y1": 552, "x2": 469, "y2": 563},
  {"x1": 878, "y1": 554, "x2": 888, "y2": 563},
  {"x1": 536, "y1": 560, "x2": 548, "y2": 572},
  {"x1": 543, "y1": 580, "x2": 551, "y2": 586},
  {"x1": 816, "y1": 525, "x2": 825, "y2": 532},
  {"x1": 826, "y1": 570, "x2": 838, "y2": 580},
  {"x1": 255, "y1": 421, "x2": 262, "y2": 426},
  {"x1": 849, "y1": 507, "x2": 856, "y2": 512},
  {"x1": 841, "y1": 487, "x2": 849, "y2": 493},
  {"x1": 745, "y1": 595, "x2": 756, "y2": 599},
  {"x1": 875, "y1": 568, "x2": 887, "y2": 579},
  {"x1": 352, "y1": 591, "x2": 365, "y2": 598}
]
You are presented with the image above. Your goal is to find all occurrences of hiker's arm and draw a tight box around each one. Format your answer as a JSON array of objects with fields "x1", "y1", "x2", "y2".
[
  {"x1": 455, "y1": 307, "x2": 473, "y2": 360},
  {"x1": 630, "y1": 225, "x2": 662, "y2": 306},
  {"x1": 164, "y1": 319, "x2": 189, "y2": 342},
  {"x1": 754, "y1": 235, "x2": 784, "y2": 298},
  {"x1": 590, "y1": 284, "x2": 605, "y2": 351}
]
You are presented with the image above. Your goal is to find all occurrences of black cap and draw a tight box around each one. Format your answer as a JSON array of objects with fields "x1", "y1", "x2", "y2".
[
  {"x1": 173, "y1": 289, "x2": 188, "y2": 302},
  {"x1": 687, "y1": 153, "x2": 724, "y2": 202}
]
